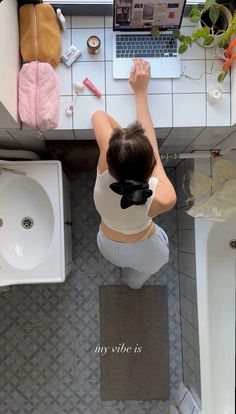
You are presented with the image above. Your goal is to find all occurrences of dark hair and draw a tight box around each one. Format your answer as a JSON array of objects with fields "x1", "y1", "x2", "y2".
[
  {"x1": 106, "y1": 122, "x2": 157, "y2": 209},
  {"x1": 107, "y1": 121, "x2": 156, "y2": 182}
]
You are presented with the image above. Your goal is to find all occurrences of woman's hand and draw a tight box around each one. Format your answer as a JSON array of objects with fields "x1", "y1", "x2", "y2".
[{"x1": 129, "y1": 59, "x2": 151, "y2": 95}]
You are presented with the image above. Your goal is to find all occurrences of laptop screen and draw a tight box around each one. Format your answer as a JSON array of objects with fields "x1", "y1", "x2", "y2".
[{"x1": 113, "y1": 0, "x2": 186, "y2": 31}]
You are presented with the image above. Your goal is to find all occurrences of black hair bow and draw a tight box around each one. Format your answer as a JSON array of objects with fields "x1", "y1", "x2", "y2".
[{"x1": 110, "y1": 179, "x2": 153, "y2": 209}]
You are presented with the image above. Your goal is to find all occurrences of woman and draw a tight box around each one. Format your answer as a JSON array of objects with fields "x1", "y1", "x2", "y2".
[{"x1": 92, "y1": 58, "x2": 176, "y2": 289}]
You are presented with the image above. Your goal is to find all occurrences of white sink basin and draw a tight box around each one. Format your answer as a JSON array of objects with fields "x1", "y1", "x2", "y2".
[
  {"x1": 0, "y1": 176, "x2": 54, "y2": 270},
  {"x1": 0, "y1": 161, "x2": 65, "y2": 286}
]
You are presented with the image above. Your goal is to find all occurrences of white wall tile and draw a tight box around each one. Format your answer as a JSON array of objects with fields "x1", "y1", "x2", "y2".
[
  {"x1": 73, "y1": 96, "x2": 105, "y2": 129},
  {"x1": 207, "y1": 93, "x2": 231, "y2": 127},
  {"x1": 148, "y1": 95, "x2": 173, "y2": 127},
  {"x1": 105, "y1": 62, "x2": 172, "y2": 95},
  {"x1": 178, "y1": 251, "x2": 196, "y2": 278},
  {"x1": 72, "y1": 62, "x2": 105, "y2": 96},
  {"x1": 105, "y1": 28, "x2": 112, "y2": 61},
  {"x1": 71, "y1": 16, "x2": 104, "y2": 28},
  {"x1": 205, "y1": 45, "x2": 225, "y2": 60},
  {"x1": 72, "y1": 28, "x2": 105, "y2": 61},
  {"x1": 60, "y1": 26, "x2": 72, "y2": 54},
  {"x1": 106, "y1": 94, "x2": 172, "y2": 128},
  {"x1": 174, "y1": 60, "x2": 205, "y2": 94},
  {"x1": 106, "y1": 95, "x2": 136, "y2": 126},
  {"x1": 105, "y1": 16, "x2": 113, "y2": 28},
  {"x1": 179, "y1": 27, "x2": 205, "y2": 60},
  {"x1": 57, "y1": 96, "x2": 73, "y2": 130},
  {"x1": 173, "y1": 94, "x2": 206, "y2": 127},
  {"x1": 64, "y1": 16, "x2": 71, "y2": 29},
  {"x1": 55, "y1": 64, "x2": 72, "y2": 96},
  {"x1": 206, "y1": 60, "x2": 230, "y2": 93}
]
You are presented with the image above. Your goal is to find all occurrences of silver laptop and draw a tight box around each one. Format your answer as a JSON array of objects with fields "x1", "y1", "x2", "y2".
[{"x1": 113, "y1": 0, "x2": 186, "y2": 79}]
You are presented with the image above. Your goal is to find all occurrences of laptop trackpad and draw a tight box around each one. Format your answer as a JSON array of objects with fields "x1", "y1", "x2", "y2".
[{"x1": 113, "y1": 58, "x2": 163, "y2": 79}]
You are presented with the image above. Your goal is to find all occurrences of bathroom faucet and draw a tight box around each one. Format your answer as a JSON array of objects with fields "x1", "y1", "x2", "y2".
[{"x1": 0, "y1": 167, "x2": 26, "y2": 176}]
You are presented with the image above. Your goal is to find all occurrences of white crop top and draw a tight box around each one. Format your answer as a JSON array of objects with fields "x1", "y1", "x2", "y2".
[{"x1": 93, "y1": 170, "x2": 159, "y2": 234}]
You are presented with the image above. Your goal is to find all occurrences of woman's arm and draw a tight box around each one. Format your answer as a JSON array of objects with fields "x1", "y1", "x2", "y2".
[
  {"x1": 91, "y1": 110, "x2": 121, "y2": 172},
  {"x1": 91, "y1": 110, "x2": 121, "y2": 151},
  {"x1": 129, "y1": 59, "x2": 176, "y2": 213}
]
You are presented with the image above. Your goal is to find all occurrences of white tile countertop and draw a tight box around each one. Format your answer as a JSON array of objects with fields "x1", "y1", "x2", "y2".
[{"x1": 47, "y1": 15, "x2": 234, "y2": 143}]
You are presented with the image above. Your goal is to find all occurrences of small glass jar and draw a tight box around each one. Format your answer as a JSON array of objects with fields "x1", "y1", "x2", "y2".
[{"x1": 87, "y1": 35, "x2": 101, "y2": 55}]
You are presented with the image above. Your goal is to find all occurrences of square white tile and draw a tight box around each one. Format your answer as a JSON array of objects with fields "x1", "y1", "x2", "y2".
[
  {"x1": 105, "y1": 16, "x2": 113, "y2": 28},
  {"x1": 148, "y1": 94, "x2": 173, "y2": 127},
  {"x1": 174, "y1": 60, "x2": 205, "y2": 94},
  {"x1": 72, "y1": 61, "x2": 105, "y2": 96},
  {"x1": 206, "y1": 45, "x2": 225, "y2": 60},
  {"x1": 55, "y1": 64, "x2": 72, "y2": 96},
  {"x1": 57, "y1": 96, "x2": 73, "y2": 129},
  {"x1": 71, "y1": 16, "x2": 104, "y2": 28},
  {"x1": 106, "y1": 95, "x2": 136, "y2": 126},
  {"x1": 60, "y1": 26, "x2": 72, "y2": 54},
  {"x1": 207, "y1": 93, "x2": 231, "y2": 126},
  {"x1": 73, "y1": 96, "x2": 105, "y2": 129},
  {"x1": 106, "y1": 62, "x2": 172, "y2": 95},
  {"x1": 206, "y1": 59, "x2": 230, "y2": 93},
  {"x1": 179, "y1": 27, "x2": 205, "y2": 60},
  {"x1": 64, "y1": 16, "x2": 72, "y2": 29},
  {"x1": 105, "y1": 28, "x2": 112, "y2": 61},
  {"x1": 72, "y1": 28, "x2": 105, "y2": 61},
  {"x1": 173, "y1": 94, "x2": 206, "y2": 127}
]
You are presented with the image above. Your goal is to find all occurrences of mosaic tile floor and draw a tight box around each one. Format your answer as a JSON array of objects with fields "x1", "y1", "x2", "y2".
[{"x1": 0, "y1": 169, "x2": 182, "y2": 414}]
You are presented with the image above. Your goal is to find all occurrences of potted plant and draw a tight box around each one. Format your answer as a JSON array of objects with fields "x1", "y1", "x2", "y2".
[{"x1": 174, "y1": 0, "x2": 236, "y2": 53}]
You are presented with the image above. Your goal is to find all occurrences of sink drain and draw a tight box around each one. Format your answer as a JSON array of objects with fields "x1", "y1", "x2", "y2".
[
  {"x1": 229, "y1": 239, "x2": 236, "y2": 249},
  {"x1": 21, "y1": 217, "x2": 34, "y2": 230}
]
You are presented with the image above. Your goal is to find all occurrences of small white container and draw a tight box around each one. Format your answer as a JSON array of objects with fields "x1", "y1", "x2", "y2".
[
  {"x1": 57, "y1": 8, "x2": 67, "y2": 31},
  {"x1": 207, "y1": 87, "x2": 223, "y2": 104}
]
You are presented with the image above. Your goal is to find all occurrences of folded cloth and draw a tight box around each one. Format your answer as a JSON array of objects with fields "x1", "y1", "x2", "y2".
[
  {"x1": 176, "y1": 383, "x2": 202, "y2": 414},
  {"x1": 19, "y1": 3, "x2": 61, "y2": 67}
]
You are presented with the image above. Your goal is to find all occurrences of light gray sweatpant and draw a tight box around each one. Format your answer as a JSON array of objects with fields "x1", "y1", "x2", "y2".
[{"x1": 97, "y1": 224, "x2": 169, "y2": 289}]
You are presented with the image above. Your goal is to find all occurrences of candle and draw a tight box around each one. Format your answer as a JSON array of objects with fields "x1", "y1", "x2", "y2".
[{"x1": 87, "y1": 35, "x2": 101, "y2": 55}]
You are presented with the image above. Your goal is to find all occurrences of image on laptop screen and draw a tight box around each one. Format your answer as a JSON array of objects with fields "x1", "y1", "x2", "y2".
[{"x1": 113, "y1": 0, "x2": 186, "y2": 31}]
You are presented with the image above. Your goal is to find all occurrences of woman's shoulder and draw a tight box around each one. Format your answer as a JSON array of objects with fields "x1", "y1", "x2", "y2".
[{"x1": 148, "y1": 175, "x2": 177, "y2": 216}]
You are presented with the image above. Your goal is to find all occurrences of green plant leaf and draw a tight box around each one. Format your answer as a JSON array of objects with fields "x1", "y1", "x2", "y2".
[
  {"x1": 172, "y1": 29, "x2": 180, "y2": 39},
  {"x1": 178, "y1": 44, "x2": 189, "y2": 53},
  {"x1": 204, "y1": 34, "x2": 215, "y2": 45},
  {"x1": 151, "y1": 26, "x2": 160, "y2": 37},
  {"x1": 189, "y1": 5, "x2": 201, "y2": 23},
  {"x1": 209, "y1": 7, "x2": 219, "y2": 26},
  {"x1": 218, "y1": 71, "x2": 228, "y2": 82},
  {"x1": 191, "y1": 27, "x2": 210, "y2": 41},
  {"x1": 204, "y1": 0, "x2": 216, "y2": 12}
]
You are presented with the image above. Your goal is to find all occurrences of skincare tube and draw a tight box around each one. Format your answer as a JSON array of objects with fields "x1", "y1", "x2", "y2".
[{"x1": 82, "y1": 77, "x2": 102, "y2": 97}]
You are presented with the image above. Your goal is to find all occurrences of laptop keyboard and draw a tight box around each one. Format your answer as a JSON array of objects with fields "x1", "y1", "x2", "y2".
[{"x1": 116, "y1": 34, "x2": 178, "y2": 58}]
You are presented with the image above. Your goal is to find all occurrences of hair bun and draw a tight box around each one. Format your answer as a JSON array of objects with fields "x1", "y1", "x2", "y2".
[{"x1": 110, "y1": 179, "x2": 153, "y2": 209}]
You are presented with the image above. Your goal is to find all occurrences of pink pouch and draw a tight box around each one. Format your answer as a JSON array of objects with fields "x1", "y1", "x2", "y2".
[{"x1": 18, "y1": 61, "x2": 60, "y2": 130}]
